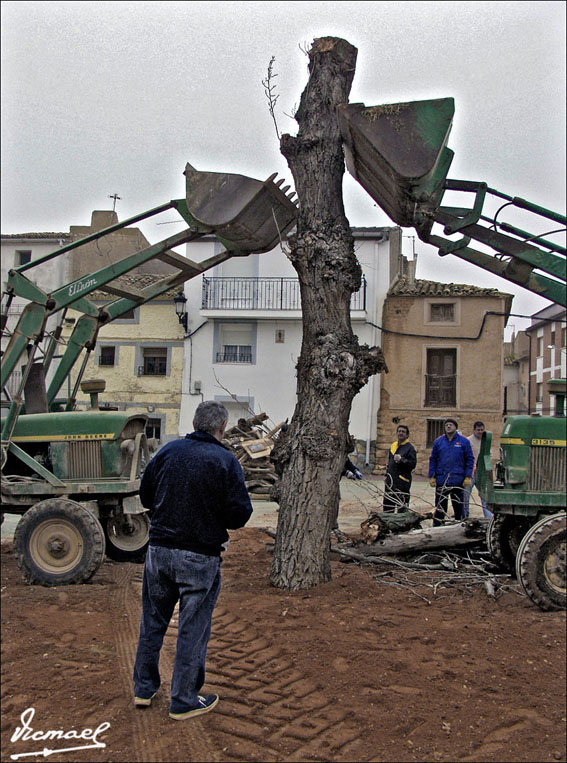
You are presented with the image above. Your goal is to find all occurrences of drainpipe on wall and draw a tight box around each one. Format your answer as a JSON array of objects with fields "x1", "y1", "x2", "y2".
[
  {"x1": 365, "y1": 239, "x2": 382, "y2": 465},
  {"x1": 187, "y1": 320, "x2": 208, "y2": 399},
  {"x1": 179, "y1": 320, "x2": 209, "y2": 435}
]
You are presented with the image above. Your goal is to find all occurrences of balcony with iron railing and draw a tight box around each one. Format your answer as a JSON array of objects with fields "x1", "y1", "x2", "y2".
[
  {"x1": 201, "y1": 276, "x2": 367, "y2": 313},
  {"x1": 216, "y1": 349, "x2": 253, "y2": 363},
  {"x1": 424, "y1": 373, "x2": 457, "y2": 407}
]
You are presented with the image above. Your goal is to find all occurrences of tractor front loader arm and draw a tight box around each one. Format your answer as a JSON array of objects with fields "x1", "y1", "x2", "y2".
[
  {"x1": 337, "y1": 98, "x2": 566, "y2": 306},
  {"x1": 45, "y1": 248, "x2": 237, "y2": 408}
]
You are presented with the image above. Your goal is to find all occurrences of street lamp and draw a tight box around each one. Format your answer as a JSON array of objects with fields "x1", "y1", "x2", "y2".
[{"x1": 173, "y1": 292, "x2": 188, "y2": 333}]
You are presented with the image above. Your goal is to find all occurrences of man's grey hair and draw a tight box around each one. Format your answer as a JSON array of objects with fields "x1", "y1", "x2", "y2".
[{"x1": 193, "y1": 401, "x2": 229, "y2": 435}]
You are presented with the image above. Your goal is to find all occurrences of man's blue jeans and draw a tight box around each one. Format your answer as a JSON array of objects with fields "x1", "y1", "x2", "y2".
[
  {"x1": 133, "y1": 545, "x2": 221, "y2": 714},
  {"x1": 462, "y1": 475, "x2": 492, "y2": 519}
]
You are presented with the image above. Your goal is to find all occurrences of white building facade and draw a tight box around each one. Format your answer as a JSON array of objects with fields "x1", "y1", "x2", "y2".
[{"x1": 178, "y1": 226, "x2": 401, "y2": 469}]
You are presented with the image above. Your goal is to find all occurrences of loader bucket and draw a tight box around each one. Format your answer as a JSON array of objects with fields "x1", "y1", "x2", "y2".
[
  {"x1": 184, "y1": 164, "x2": 298, "y2": 253},
  {"x1": 337, "y1": 98, "x2": 455, "y2": 236}
]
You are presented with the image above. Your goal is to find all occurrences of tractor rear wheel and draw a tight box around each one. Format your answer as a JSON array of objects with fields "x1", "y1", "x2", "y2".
[
  {"x1": 516, "y1": 513, "x2": 566, "y2": 611},
  {"x1": 14, "y1": 499, "x2": 106, "y2": 586},
  {"x1": 103, "y1": 512, "x2": 150, "y2": 563},
  {"x1": 487, "y1": 514, "x2": 533, "y2": 573}
]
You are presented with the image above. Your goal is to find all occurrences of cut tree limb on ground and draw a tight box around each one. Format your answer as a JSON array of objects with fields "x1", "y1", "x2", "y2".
[
  {"x1": 339, "y1": 519, "x2": 489, "y2": 557},
  {"x1": 360, "y1": 510, "x2": 433, "y2": 543}
]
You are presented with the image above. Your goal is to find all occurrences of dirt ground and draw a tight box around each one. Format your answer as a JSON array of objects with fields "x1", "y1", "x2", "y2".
[{"x1": 1, "y1": 508, "x2": 566, "y2": 763}]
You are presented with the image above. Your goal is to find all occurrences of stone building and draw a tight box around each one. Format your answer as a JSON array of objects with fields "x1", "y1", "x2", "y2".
[
  {"x1": 376, "y1": 266, "x2": 513, "y2": 476},
  {"x1": 67, "y1": 211, "x2": 173, "y2": 279}
]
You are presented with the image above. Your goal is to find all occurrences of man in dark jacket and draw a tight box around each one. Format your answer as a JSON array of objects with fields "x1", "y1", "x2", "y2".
[
  {"x1": 383, "y1": 424, "x2": 417, "y2": 512},
  {"x1": 428, "y1": 418, "x2": 474, "y2": 526},
  {"x1": 133, "y1": 401, "x2": 252, "y2": 720}
]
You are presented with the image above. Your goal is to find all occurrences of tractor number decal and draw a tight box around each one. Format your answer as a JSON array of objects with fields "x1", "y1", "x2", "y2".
[{"x1": 531, "y1": 438, "x2": 566, "y2": 447}]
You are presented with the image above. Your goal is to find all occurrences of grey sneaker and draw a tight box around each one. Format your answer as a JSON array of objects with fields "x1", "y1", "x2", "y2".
[
  {"x1": 169, "y1": 694, "x2": 219, "y2": 720},
  {"x1": 134, "y1": 691, "x2": 157, "y2": 707}
]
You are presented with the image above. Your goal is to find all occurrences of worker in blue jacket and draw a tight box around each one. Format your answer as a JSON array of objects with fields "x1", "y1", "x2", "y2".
[
  {"x1": 133, "y1": 400, "x2": 252, "y2": 721},
  {"x1": 428, "y1": 418, "x2": 474, "y2": 526}
]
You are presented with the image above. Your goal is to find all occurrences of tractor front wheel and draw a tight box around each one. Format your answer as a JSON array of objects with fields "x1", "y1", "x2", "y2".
[
  {"x1": 103, "y1": 512, "x2": 150, "y2": 563},
  {"x1": 14, "y1": 499, "x2": 106, "y2": 586},
  {"x1": 516, "y1": 513, "x2": 566, "y2": 611},
  {"x1": 487, "y1": 514, "x2": 533, "y2": 573}
]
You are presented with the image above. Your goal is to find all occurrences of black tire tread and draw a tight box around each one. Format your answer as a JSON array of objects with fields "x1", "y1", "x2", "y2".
[
  {"x1": 103, "y1": 513, "x2": 149, "y2": 563},
  {"x1": 14, "y1": 499, "x2": 106, "y2": 586},
  {"x1": 487, "y1": 514, "x2": 532, "y2": 573},
  {"x1": 516, "y1": 512, "x2": 566, "y2": 612}
]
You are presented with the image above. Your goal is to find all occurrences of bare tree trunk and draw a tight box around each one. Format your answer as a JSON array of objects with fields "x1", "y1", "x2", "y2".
[{"x1": 270, "y1": 38, "x2": 387, "y2": 590}]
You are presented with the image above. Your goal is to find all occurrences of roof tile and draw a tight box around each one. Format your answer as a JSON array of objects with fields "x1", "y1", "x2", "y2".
[
  {"x1": 388, "y1": 275, "x2": 511, "y2": 297},
  {"x1": 1, "y1": 232, "x2": 71, "y2": 239}
]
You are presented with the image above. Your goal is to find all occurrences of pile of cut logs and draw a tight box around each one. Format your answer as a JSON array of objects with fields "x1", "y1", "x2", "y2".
[{"x1": 222, "y1": 413, "x2": 285, "y2": 499}]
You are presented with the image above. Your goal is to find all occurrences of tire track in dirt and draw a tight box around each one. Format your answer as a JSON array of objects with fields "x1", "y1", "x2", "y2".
[
  {"x1": 202, "y1": 606, "x2": 367, "y2": 762},
  {"x1": 110, "y1": 562, "x2": 220, "y2": 763},
  {"x1": 112, "y1": 564, "x2": 371, "y2": 762},
  {"x1": 110, "y1": 563, "x2": 161, "y2": 763},
  {"x1": 458, "y1": 708, "x2": 555, "y2": 762}
]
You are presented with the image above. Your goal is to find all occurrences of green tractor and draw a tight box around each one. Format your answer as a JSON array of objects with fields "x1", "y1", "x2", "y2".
[
  {"x1": 337, "y1": 95, "x2": 566, "y2": 611},
  {"x1": 476, "y1": 411, "x2": 566, "y2": 611},
  {"x1": 1, "y1": 164, "x2": 298, "y2": 586},
  {"x1": 3, "y1": 399, "x2": 153, "y2": 583}
]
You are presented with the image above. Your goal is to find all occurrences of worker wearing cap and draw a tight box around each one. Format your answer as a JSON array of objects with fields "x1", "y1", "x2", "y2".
[{"x1": 428, "y1": 418, "x2": 474, "y2": 526}]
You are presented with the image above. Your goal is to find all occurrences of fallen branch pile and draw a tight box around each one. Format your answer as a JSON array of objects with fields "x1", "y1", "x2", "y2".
[
  {"x1": 256, "y1": 469, "x2": 523, "y2": 602},
  {"x1": 331, "y1": 513, "x2": 523, "y2": 602},
  {"x1": 223, "y1": 413, "x2": 285, "y2": 499},
  {"x1": 260, "y1": 521, "x2": 521, "y2": 603},
  {"x1": 335, "y1": 544, "x2": 523, "y2": 603}
]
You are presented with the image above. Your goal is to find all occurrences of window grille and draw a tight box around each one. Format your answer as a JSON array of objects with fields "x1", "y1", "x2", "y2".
[
  {"x1": 426, "y1": 419, "x2": 445, "y2": 447},
  {"x1": 142, "y1": 347, "x2": 167, "y2": 376}
]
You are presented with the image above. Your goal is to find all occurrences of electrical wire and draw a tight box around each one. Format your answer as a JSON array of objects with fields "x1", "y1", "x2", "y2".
[{"x1": 366, "y1": 311, "x2": 566, "y2": 342}]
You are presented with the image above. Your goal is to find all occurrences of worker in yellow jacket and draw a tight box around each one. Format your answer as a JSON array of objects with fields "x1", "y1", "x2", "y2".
[{"x1": 383, "y1": 424, "x2": 417, "y2": 513}]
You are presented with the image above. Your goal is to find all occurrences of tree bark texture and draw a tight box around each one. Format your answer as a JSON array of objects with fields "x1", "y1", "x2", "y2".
[{"x1": 270, "y1": 38, "x2": 387, "y2": 590}]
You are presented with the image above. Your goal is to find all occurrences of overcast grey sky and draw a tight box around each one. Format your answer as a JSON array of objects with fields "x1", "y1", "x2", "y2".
[{"x1": 1, "y1": 1, "x2": 565, "y2": 331}]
